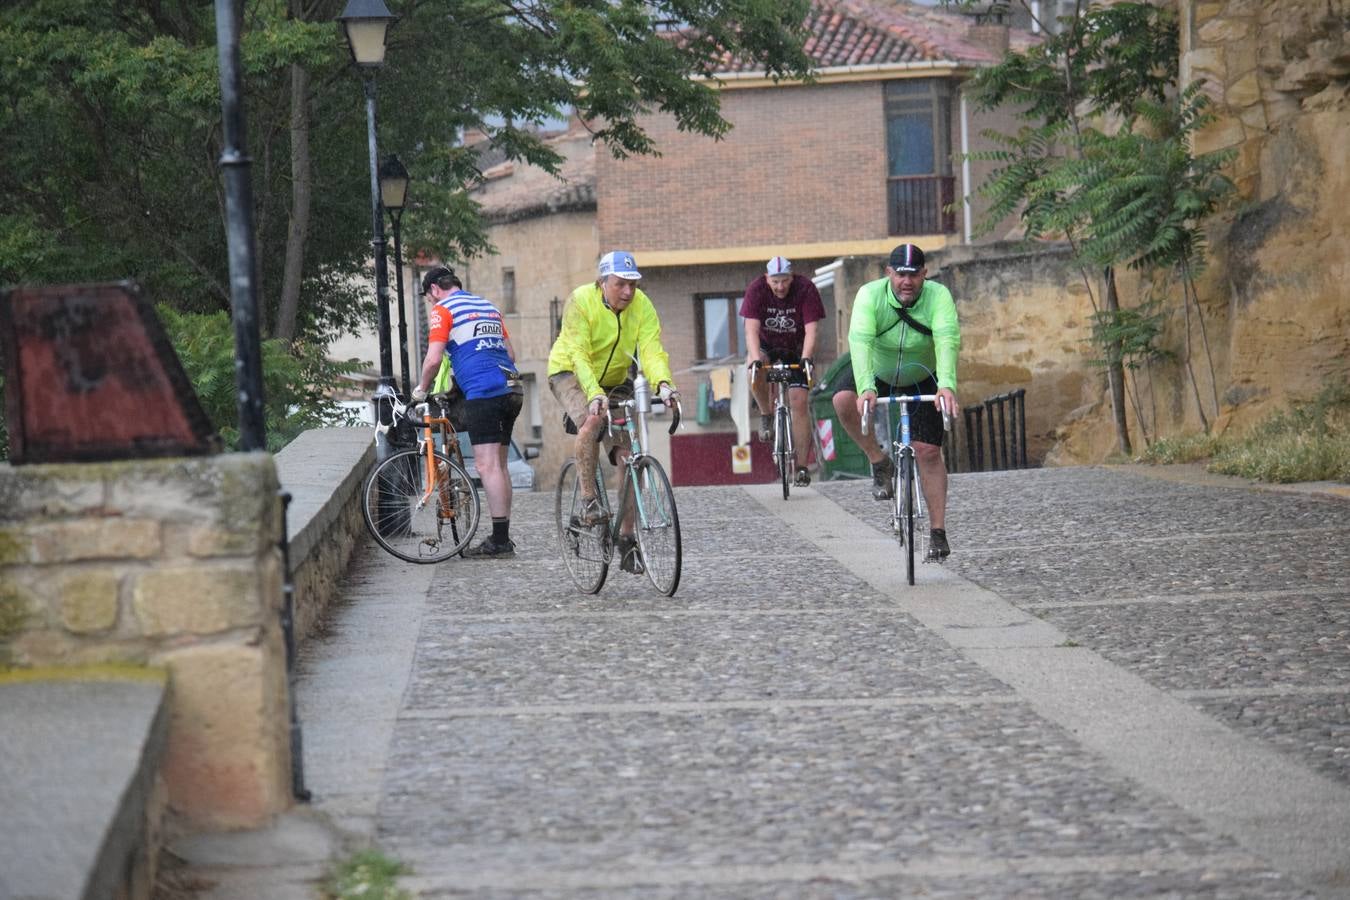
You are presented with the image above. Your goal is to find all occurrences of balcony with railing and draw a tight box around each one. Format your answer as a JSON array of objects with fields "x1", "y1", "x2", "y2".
[{"x1": 887, "y1": 175, "x2": 957, "y2": 236}]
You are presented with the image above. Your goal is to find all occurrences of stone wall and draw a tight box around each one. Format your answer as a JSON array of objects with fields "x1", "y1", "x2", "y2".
[
  {"x1": 0, "y1": 454, "x2": 291, "y2": 829},
  {"x1": 1050, "y1": 0, "x2": 1350, "y2": 460},
  {"x1": 0, "y1": 429, "x2": 374, "y2": 831}
]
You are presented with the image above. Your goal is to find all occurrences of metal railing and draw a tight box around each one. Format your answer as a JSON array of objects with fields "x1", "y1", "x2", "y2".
[
  {"x1": 949, "y1": 388, "x2": 1029, "y2": 472},
  {"x1": 887, "y1": 175, "x2": 957, "y2": 236}
]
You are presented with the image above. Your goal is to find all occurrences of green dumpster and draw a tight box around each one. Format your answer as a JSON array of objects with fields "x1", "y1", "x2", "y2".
[{"x1": 810, "y1": 353, "x2": 870, "y2": 480}]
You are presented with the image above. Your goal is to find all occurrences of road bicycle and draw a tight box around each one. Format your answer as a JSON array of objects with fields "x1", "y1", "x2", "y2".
[
  {"x1": 555, "y1": 371, "x2": 683, "y2": 596},
  {"x1": 361, "y1": 397, "x2": 482, "y2": 563},
  {"x1": 756, "y1": 360, "x2": 812, "y2": 500},
  {"x1": 862, "y1": 389, "x2": 951, "y2": 585}
]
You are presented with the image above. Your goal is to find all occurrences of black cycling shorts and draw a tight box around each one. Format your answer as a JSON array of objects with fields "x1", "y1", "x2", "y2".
[
  {"x1": 461, "y1": 392, "x2": 523, "y2": 446},
  {"x1": 832, "y1": 370, "x2": 945, "y2": 447}
]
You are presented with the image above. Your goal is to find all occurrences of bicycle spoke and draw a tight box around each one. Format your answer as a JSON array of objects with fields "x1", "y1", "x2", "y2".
[
  {"x1": 632, "y1": 457, "x2": 681, "y2": 596},
  {"x1": 362, "y1": 449, "x2": 479, "y2": 564},
  {"x1": 555, "y1": 458, "x2": 610, "y2": 593}
]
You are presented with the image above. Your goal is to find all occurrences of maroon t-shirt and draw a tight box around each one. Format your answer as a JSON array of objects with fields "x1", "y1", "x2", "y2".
[{"x1": 738, "y1": 274, "x2": 826, "y2": 354}]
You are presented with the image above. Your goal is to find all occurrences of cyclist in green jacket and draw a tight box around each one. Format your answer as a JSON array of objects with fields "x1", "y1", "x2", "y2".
[
  {"x1": 832, "y1": 243, "x2": 961, "y2": 558},
  {"x1": 547, "y1": 251, "x2": 679, "y2": 567}
]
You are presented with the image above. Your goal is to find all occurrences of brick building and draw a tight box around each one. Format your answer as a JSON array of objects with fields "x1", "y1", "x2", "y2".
[{"x1": 464, "y1": 0, "x2": 1035, "y2": 487}]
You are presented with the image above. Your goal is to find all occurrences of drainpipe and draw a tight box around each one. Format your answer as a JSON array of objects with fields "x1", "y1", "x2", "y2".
[{"x1": 960, "y1": 90, "x2": 973, "y2": 245}]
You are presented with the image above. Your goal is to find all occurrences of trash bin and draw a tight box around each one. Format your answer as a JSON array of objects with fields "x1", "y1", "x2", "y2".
[{"x1": 809, "y1": 353, "x2": 870, "y2": 480}]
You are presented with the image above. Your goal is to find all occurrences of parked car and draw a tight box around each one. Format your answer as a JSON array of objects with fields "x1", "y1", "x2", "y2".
[{"x1": 454, "y1": 430, "x2": 538, "y2": 492}]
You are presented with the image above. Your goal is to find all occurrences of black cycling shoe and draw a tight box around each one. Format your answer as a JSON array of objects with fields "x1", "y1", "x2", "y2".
[
  {"x1": 871, "y1": 456, "x2": 894, "y2": 501},
  {"x1": 793, "y1": 467, "x2": 811, "y2": 487},
  {"x1": 617, "y1": 536, "x2": 644, "y2": 574},
  {"x1": 927, "y1": 528, "x2": 951, "y2": 560}
]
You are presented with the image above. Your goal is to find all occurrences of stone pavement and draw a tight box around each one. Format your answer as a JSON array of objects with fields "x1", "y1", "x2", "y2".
[{"x1": 174, "y1": 465, "x2": 1350, "y2": 898}]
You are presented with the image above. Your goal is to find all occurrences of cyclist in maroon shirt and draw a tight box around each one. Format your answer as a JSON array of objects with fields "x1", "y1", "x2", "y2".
[{"x1": 740, "y1": 256, "x2": 826, "y2": 486}]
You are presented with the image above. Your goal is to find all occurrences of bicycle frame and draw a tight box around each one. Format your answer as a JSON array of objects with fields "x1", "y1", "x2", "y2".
[
  {"x1": 555, "y1": 368, "x2": 683, "y2": 595},
  {"x1": 863, "y1": 392, "x2": 945, "y2": 584},
  {"x1": 758, "y1": 361, "x2": 809, "y2": 498}
]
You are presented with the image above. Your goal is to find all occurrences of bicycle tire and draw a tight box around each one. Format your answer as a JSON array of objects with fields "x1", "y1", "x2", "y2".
[
  {"x1": 362, "y1": 448, "x2": 480, "y2": 564},
  {"x1": 555, "y1": 458, "x2": 610, "y2": 593},
  {"x1": 898, "y1": 449, "x2": 917, "y2": 585},
  {"x1": 631, "y1": 457, "x2": 682, "y2": 596},
  {"x1": 776, "y1": 405, "x2": 791, "y2": 500}
]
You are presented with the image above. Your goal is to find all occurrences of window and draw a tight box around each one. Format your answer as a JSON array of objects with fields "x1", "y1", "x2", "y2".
[
  {"x1": 694, "y1": 294, "x2": 746, "y2": 362},
  {"x1": 500, "y1": 267, "x2": 516, "y2": 313},
  {"x1": 884, "y1": 79, "x2": 957, "y2": 235}
]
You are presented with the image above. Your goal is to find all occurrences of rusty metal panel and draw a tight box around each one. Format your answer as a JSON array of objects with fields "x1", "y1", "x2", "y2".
[{"x1": 0, "y1": 281, "x2": 220, "y2": 464}]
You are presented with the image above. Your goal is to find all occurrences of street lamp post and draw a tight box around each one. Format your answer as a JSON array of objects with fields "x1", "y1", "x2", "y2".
[
  {"x1": 339, "y1": 0, "x2": 399, "y2": 407},
  {"x1": 380, "y1": 154, "x2": 412, "y2": 398}
]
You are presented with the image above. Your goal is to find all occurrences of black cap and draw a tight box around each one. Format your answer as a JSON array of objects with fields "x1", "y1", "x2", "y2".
[
  {"x1": 888, "y1": 243, "x2": 925, "y2": 273},
  {"x1": 420, "y1": 265, "x2": 457, "y2": 295}
]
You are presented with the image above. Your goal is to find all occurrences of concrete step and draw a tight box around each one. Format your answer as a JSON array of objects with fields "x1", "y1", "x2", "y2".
[{"x1": 0, "y1": 671, "x2": 169, "y2": 900}]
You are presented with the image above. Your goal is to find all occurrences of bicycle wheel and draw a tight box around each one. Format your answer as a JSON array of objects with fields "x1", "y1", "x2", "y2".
[
  {"x1": 362, "y1": 449, "x2": 479, "y2": 564},
  {"x1": 631, "y1": 457, "x2": 681, "y2": 596},
  {"x1": 898, "y1": 449, "x2": 917, "y2": 585},
  {"x1": 776, "y1": 405, "x2": 791, "y2": 500},
  {"x1": 555, "y1": 458, "x2": 610, "y2": 593},
  {"x1": 442, "y1": 432, "x2": 478, "y2": 556}
]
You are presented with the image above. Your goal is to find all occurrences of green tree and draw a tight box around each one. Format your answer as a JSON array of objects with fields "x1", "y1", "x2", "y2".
[
  {"x1": 0, "y1": 1, "x2": 812, "y2": 456},
  {"x1": 964, "y1": 2, "x2": 1232, "y2": 450},
  {"x1": 1, "y1": 0, "x2": 812, "y2": 344}
]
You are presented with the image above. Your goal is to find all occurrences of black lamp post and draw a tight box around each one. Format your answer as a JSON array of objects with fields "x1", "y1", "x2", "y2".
[
  {"x1": 339, "y1": 0, "x2": 398, "y2": 400},
  {"x1": 380, "y1": 154, "x2": 412, "y2": 398}
]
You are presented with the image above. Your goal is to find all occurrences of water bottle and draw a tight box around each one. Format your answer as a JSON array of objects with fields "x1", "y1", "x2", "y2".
[{"x1": 633, "y1": 371, "x2": 652, "y2": 414}]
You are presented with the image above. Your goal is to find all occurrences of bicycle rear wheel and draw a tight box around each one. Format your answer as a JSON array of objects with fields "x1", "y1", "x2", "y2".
[
  {"x1": 898, "y1": 449, "x2": 917, "y2": 585},
  {"x1": 632, "y1": 457, "x2": 681, "y2": 596},
  {"x1": 555, "y1": 458, "x2": 610, "y2": 593},
  {"x1": 776, "y1": 405, "x2": 791, "y2": 500},
  {"x1": 362, "y1": 448, "x2": 479, "y2": 564}
]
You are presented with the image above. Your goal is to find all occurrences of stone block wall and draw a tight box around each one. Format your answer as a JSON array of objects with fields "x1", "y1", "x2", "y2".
[
  {"x1": 1049, "y1": 0, "x2": 1350, "y2": 460},
  {"x1": 0, "y1": 453, "x2": 291, "y2": 829}
]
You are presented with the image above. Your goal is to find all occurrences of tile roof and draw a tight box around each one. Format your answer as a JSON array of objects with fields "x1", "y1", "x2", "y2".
[
  {"x1": 470, "y1": 126, "x2": 597, "y2": 224},
  {"x1": 715, "y1": 0, "x2": 1034, "y2": 72}
]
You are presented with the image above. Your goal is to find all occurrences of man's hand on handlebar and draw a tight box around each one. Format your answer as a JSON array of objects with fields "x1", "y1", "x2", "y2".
[
  {"x1": 855, "y1": 389, "x2": 878, "y2": 421},
  {"x1": 935, "y1": 387, "x2": 960, "y2": 420},
  {"x1": 410, "y1": 385, "x2": 428, "y2": 403},
  {"x1": 801, "y1": 357, "x2": 814, "y2": 384},
  {"x1": 657, "y1": 382, "x2": 679, "y2": 405}
]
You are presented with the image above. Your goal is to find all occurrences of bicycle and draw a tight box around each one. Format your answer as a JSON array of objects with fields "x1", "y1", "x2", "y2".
[
  {"x1": 755, "y1": 360, "x2": 812, "y2": 500},
  {"x1": 861, "y1": 389, "x2": 951, "y2": 585},
  {"x1": 361, "y1": 396, "x2": 482, "y2": 564},
  {"x1": 555, "y1": 370, "x2": 683, "y2": 596}
]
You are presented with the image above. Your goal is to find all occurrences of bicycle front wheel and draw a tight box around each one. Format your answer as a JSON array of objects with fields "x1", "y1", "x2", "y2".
[
  {"x1": 555, "y1": 458, "x2": 610, "y2": 593},
  {"x1": 362, "y1": 449, "x2": 480, "y2": 564},
  {"x1": 776, "y1": 406, "x2": 791, "y2": 500},
  {"x1": 632, "y1": 457, "x2": 682, "y2": 596},
  {"x1": 898, "y1": 449, "x2": 917, "y2": 585}
]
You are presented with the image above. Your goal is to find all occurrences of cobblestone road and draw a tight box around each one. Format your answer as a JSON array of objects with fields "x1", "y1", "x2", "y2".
[{"x1": 298, "y1": 465, "x2": 1350, "y2": 898}]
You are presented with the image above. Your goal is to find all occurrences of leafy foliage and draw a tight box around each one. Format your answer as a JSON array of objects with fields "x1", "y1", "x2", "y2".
[
  {"x1": 1088, "y1": 298, "x2": 1171, "y2": 371},
  {"x1": 0, "y1": 0, "x2": 812, "y2": 336},
  {"x1": 157, "y1": 305, "x2": 362, "y2": 453}
]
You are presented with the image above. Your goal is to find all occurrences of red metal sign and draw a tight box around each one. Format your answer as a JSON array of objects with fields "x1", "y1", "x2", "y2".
[{"x1": 1, "y1": 282, "x2": 219, "y2": 464}]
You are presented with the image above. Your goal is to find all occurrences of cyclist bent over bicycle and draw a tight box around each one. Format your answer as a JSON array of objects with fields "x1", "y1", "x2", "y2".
[
  {"x1": 831, "y1": 243, "x2": 961, "y2": 557},
  {"x1": 547, "y1": 250, "x2": 680, "y2": 571}
]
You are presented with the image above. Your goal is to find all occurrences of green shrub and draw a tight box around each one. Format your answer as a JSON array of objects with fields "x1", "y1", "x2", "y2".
[
  {"x1": 1139, "y1": 432, "x2": 1221, "y2": 465},
  {"x1": 324, "y1": 850, "x2": 412, "y2": 900},
  {"x1": 158, "y1": 306, "x2": 362, "y2": 453},
  {"x1": 1141, "y1": 382, "x2": 1350, "y2": 483}
]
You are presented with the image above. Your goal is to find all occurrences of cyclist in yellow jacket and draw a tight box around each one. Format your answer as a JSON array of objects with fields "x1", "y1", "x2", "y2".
[{"x1": 548, "y1": 251, "x2": 679, "y2": 550}]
